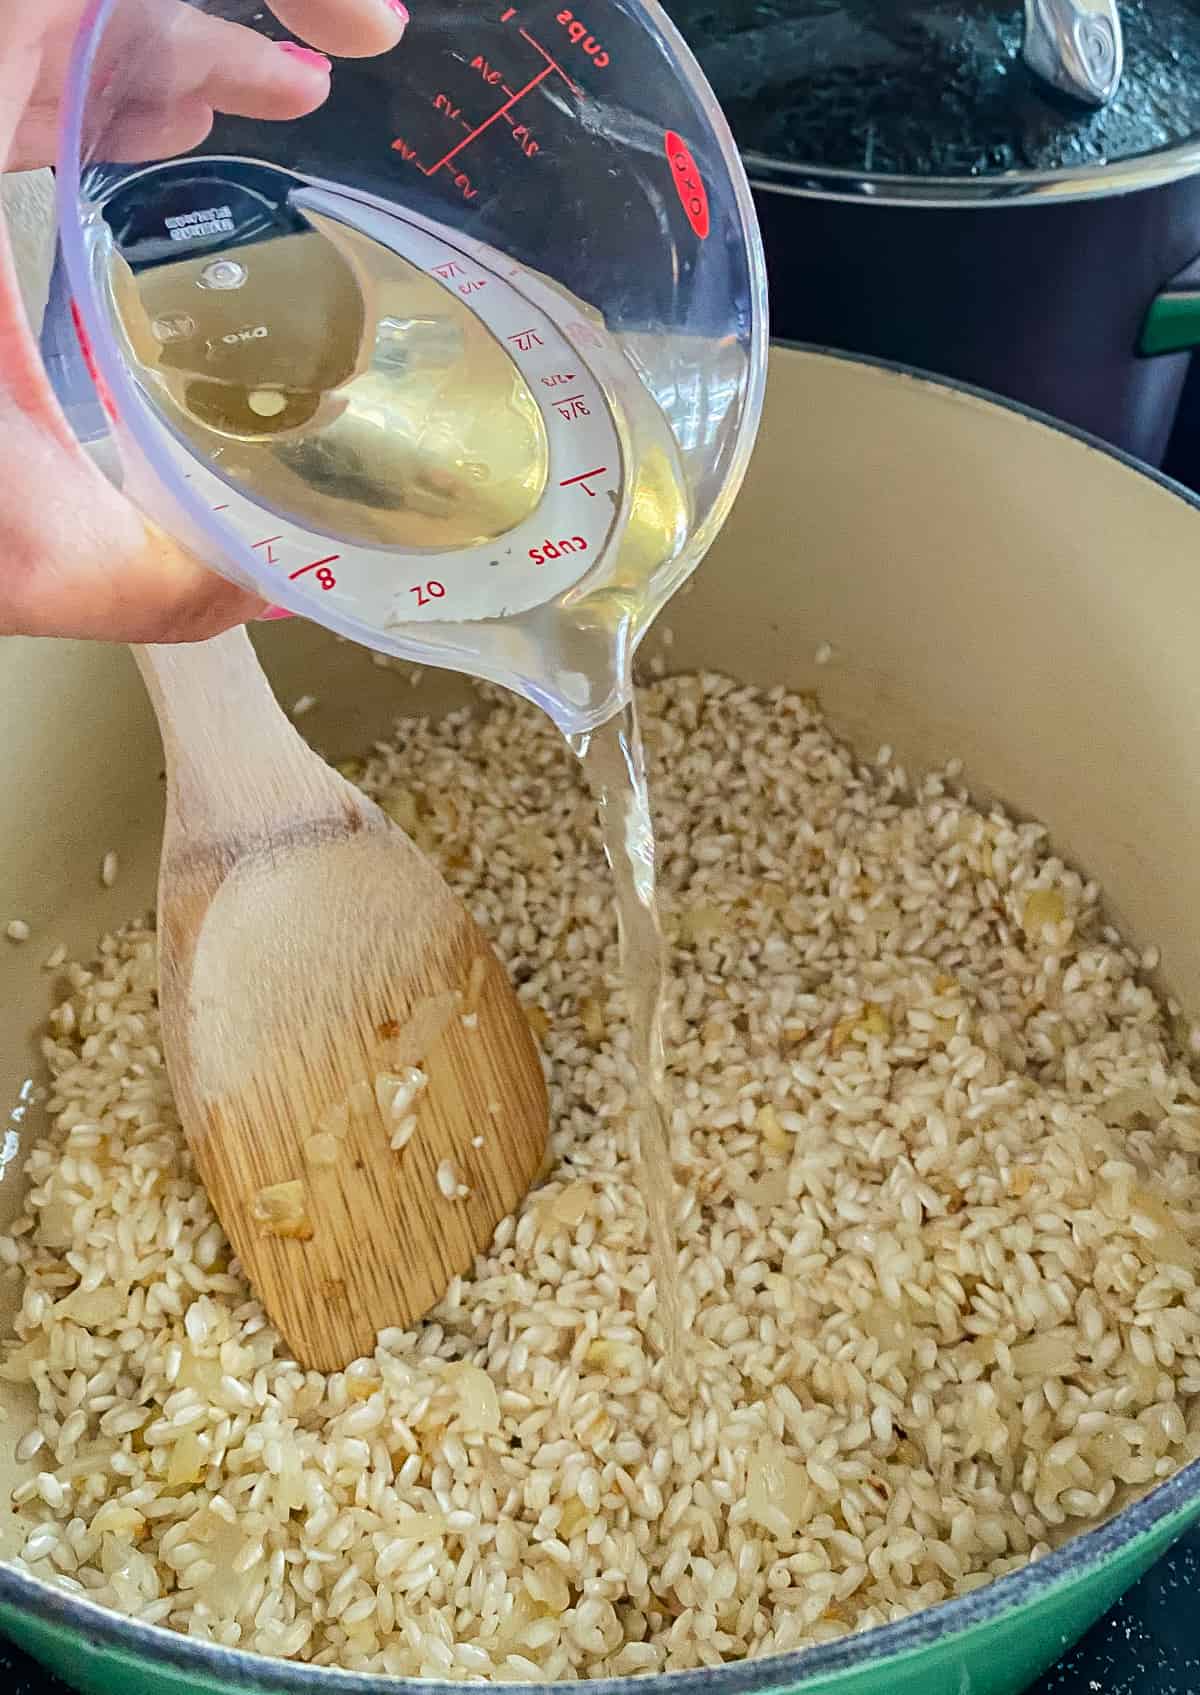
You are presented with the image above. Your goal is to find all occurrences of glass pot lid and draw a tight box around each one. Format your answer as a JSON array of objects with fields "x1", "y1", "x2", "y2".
[{"x1": 661, "y1": 0, "x2": 1200, "y2": 199}]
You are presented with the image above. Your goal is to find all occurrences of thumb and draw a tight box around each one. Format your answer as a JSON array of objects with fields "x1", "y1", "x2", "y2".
[{"x1": 0, "y1": 198, "x2": 265, "y2": 643}]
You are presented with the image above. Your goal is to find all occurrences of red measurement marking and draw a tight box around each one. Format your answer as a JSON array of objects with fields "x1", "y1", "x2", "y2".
[
  {"x1": 530, "y1": 534, "x2": 587, "y2": 565},
  {"x1": 252, "y1": 535, "x2": 283, "y2": 566},
  {"x1": 458, "y1": 278, "x2": 487, "y2": 295},
  {"x1": 432, "y1": 261, "x2": 465, "y2": 279},
  {"x1": 391, "y1": 138, "x2": 422, "y2": 165},
  {"x1": 434, "y1": 93, "x2": 463, "y2": 121},
  {"x1": 410, "y1": 580, "x2": 446, "y2": 607},
  {"x1": 70, "y1": 301, "x2": 118, "y2": 422},
  {"x1": 665, "y1": 131, "x2": 710, "y2": 241},
  {"x1": 427, "y1": 62, "x2": 553, "y2": 175},
  {"x1": 540, "y1": 372, "x2": 577, "y2": 387},
  {"x1": 559, "y1": 466, "x2": 607, "y2": 495},
  {"x1": 519, "y1": 27, "x2": 581, "y2": 90},
  {"x1": 551, "y1": 11, "x2": 610, "y2": 70},
  {"x1": 501, "y1": 5, "x2": 515, "y2": 17},
  {"x1": 471, "y1": 55, "x2": 502, "y2": 84},
  {"x1": 508, "y1": 328, "x2": 544, "y2": 352},
  {"x1": 290, "y1": 554, "x2": 340, "y2": 591},
  {"x1": 554, "y1": 394, "x2": 590, "y2": 421},
  {"x1": 211, "y1": 503, "x2": 230, "y2": 513}
]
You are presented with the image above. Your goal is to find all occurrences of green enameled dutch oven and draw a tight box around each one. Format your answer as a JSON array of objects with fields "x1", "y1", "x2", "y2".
[{"x1": 6, "y1": 335, "x2": 1200, "y2": 1691}]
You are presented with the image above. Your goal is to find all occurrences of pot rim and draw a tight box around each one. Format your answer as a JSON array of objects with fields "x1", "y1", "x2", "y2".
[
  {"x1": 742, "y1": 142, "x2": 1200, "y2": 206},
  {"x1": 3, "y1": 1454, "x2": 1200, "y2": 1694},
  {"x1": 5, "y1": 342, "x2": 1200, "y2": 1691}
]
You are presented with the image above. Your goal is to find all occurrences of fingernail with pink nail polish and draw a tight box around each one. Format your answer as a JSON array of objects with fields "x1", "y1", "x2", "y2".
[
  {"x1": 388, "y1": 0, "x2": 410, "y2": 23},
  {"x1": 258, "y1": 605, "x2": 294, "y2": 622},
  {"x1": 278, "y1": 42, "x2": 332, "y2": 72}
]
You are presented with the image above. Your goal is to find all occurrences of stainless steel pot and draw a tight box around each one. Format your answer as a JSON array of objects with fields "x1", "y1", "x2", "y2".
[{"x1": 665, "y1": 0, "x2": 1200, "y2": 469}]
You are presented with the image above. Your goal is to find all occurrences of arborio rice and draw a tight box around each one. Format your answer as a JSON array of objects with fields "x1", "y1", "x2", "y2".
[{"x1": 5, "y1": 671, "x2": 1200, "y2": 1678}]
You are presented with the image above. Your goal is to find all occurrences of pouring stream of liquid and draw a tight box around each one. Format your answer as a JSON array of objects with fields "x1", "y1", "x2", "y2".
[{"x1": 571, "y1": 701, "x2": 685, "y2": 1395}]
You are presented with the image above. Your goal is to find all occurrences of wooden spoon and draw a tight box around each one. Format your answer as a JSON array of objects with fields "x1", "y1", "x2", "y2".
[{"x1": 134, "y1": 628, "x2": 548, "y2": 1372}]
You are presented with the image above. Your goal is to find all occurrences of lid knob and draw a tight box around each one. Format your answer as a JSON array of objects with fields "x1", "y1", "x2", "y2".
[{"x1": 1022, "y1": 0, "x2": 1123, "y2": 108}]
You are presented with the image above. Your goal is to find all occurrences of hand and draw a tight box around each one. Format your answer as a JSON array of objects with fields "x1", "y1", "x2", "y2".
[{"x1": 0, "y1": 0, "x2": 407, "y2": 642}]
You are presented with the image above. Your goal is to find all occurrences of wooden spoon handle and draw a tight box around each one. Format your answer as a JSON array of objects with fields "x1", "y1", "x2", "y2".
[{"x1": 133, "y1": 630, "x2": 328, "y2": 835}]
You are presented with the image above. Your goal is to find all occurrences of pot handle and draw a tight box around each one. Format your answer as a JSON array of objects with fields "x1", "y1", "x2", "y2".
[{"x1": 1140, "y1": 254, "x2": 1200, "y2": 356}]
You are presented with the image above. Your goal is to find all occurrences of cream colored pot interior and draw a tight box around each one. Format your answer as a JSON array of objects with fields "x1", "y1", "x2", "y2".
[{"x1": 4, "y1": 348, "x2": 1200, "y2": 1574}]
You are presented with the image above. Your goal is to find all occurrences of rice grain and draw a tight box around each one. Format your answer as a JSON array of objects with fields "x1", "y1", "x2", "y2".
[{"x1": 6, "y1": 672, "x2": 1200, "y2": 1678}]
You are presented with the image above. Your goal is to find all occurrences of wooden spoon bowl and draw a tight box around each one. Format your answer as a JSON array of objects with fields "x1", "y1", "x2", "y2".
[{"x1": 136, "y1": 628, "x2": 547, "y2": 1371}]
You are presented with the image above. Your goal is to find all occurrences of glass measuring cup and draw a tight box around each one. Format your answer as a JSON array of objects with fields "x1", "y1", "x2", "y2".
[{"x1": 45, "y1": 0, "x2": 768, "y2": 733}]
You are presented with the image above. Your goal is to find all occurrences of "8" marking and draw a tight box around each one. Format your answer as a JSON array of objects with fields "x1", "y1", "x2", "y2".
[{"x1": 290, "y1": 553, "x2": 340, "y2": 590}]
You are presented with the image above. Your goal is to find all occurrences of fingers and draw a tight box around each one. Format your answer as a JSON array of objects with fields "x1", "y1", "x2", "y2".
[
  {"x1": 91, "y1": 5, "x2": 335, "y2": 163},
  {"x1": 90, "y1": 0, "x2": 412, "y2": 164},
  {"x1": 5, "y1": 0, "x2": 408, "y2": 173},
  {"x1": 0, "y1": 279, "x2": 264, "y2": 641},
  {"x1": 148, "y1": 7, "x2": 335, "y2": 121},
  {"x1": 101, "y1": 98, "x2": 215, "y2": 166},
  {"x1": 106, "y1": 0, "x2": 403, "y2": 128},
  {"x1": 100, "y1": 526, "x2": 271, "y2": 644},
  {"x1": 265, "y1": 0, "x2": 409, "y2": 59},
  {"x1": 0, "y1": 0, "x2": 410, "y2": 641},
  {"x1": 0, "y1": 429, "x2": 268, "y2": 642}
]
